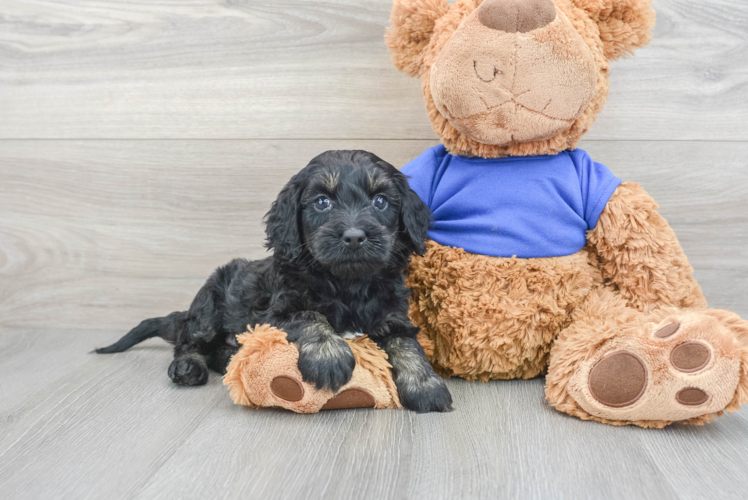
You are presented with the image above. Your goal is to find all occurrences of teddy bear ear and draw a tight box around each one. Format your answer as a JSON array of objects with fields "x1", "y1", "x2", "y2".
[
  {"x1": 385, "y1": 0, "x2": 451, "y2": 77},
  {"x1": 573, "y1": 0, "x2": 656, "y2": 60}
]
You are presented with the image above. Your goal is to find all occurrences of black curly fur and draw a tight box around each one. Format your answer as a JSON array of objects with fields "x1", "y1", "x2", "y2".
[{"x1": 96, "y1": 150, "x2": 452, "y2": 413}]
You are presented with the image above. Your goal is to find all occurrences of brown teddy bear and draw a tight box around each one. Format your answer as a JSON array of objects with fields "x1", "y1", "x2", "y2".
[
  {"x1": 225, "y1": 0, "x2": 748, "y2": 427},
  {"x1": 385, "y1": 0, "x2": 748, "y2": 427}
]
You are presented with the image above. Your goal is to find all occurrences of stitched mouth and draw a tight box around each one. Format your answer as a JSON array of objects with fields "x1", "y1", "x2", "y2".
[
  {"x1": 458, "y1": 100, "x2": 576, "y2": 125},
  {"x1": 513, "y1": 100, "x2": 575, "y2": 123}
]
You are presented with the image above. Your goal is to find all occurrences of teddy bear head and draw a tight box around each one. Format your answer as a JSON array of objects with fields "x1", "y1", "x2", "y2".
[{"x1": 386, "y1": 0, "x2": 655, "y2": 157}]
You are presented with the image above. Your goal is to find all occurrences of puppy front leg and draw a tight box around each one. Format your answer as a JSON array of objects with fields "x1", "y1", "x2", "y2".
[
  {"x1": 385, "y1": 337, "x2": 453, "y2": 413},
  {"x1": 283, "y1": 312, "x2": 355, "y2": 392},
  {"x1": 374, "y1": 318, "x2": 452, "y2": 412}
]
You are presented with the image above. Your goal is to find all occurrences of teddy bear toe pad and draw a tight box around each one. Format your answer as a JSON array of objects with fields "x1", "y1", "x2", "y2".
[
  {"x1": 270, "y1": 376, "x2": 305, "y2": 402},
  {"x1": 654, "y1": 322, "x2": 681, "y2": 338},
  {"x1": 269, "y1": 375, "x2": 376, "y2": 410},
  {"x1": 588, "y1": 351, "x2": 647, "y2": 408},
  {"x1": 571, "y1": 315, "x2": 742, "y2": 423},
  {"x1": 670, "y1": 341, "x2": 711, "y2": 372},
  {"x1": 320, "y1": 388, "x2": 376, "y2": 410}
]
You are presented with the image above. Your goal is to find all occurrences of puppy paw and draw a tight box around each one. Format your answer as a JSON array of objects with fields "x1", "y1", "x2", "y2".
[
  {"x1": 168, "y1": 355, "x2": 209, "y2": 386},
  {"x1": 397, "y1": 374, "x2": 453, "y2": 413},
  {"x1": 296, "y1": 335, "x2": 355, "y2": 392}
]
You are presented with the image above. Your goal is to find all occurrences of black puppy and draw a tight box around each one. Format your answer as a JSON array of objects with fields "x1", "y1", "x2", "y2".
[{"x1": 96, "y1": 150, "x2": 452, "y2": 413}]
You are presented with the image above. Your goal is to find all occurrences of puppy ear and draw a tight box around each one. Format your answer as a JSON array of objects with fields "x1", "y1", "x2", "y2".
[
  {"x1": 385, "y1": 0, "x2": 451, "y2": 77},
  {"x1": 573, "y1": 0, "x2": 655, "y2": 60},
  {"x1": 264, "y1": 172, "x2": 305, "y2": 262},
  {"x1": 395, "y1": 172, "x2": 432, "y2": 256}
]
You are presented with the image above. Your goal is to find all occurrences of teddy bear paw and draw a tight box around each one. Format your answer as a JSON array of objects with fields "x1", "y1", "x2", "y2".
[
  {"x1": 223, "y1": 326, "x2": 402, "y2": 413},
  {"x1": 569, "y1": 312, "x2": 743, "y2": 424}
]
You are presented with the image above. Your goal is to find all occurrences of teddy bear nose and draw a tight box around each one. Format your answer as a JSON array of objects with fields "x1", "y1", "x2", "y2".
[{"x1": 478, "y1": 0, "x2": 557, "y2": 33}]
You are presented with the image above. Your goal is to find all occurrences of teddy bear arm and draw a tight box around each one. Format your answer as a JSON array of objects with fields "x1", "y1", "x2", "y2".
[{"x1": 586, "y1": 181, "x2": 707, "y2": 312}]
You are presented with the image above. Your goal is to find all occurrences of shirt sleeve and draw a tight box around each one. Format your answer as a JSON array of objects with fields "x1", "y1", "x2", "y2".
[
  {"x1": 570, "y1": 149, "x2": 622, "y2": 230},
  {"x1": 400, "y1": 145, "x2": 445, "y2": 208}
]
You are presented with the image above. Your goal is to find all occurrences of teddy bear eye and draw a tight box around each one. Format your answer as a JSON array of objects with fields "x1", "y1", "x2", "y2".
[
  {"x1": 372, "y1": 195, "x2": 388, "y2": 210},
  {"x1": 314, "y1": 196, "x2": 332, "y2": 211},
  {"x1": 473, "y1": 60, "x2": 501, "y2": 83}
]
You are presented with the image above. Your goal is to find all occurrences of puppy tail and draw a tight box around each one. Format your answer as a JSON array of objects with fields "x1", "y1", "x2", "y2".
[{"x1": 95, "y1": 311, "x2": 187, "y2": 354}]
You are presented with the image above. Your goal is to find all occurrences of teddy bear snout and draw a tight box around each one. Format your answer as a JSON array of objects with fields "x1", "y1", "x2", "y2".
[{"x1": 478, "y1": 0, "x2": 556, "y2": 33}]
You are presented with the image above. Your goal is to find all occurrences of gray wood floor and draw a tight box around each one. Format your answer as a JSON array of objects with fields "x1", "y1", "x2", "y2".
[{"x1": 1, "y1": 1, "x2": 747, "y2": 499}]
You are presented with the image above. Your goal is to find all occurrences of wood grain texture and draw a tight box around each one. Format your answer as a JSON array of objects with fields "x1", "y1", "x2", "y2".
[
  {"x1": 0, "y1": 331, "x2": 227, "y2": 500},
  {"x1": 1, "y1": 331, "x2": 747, "y2": 500},
  {"x1": 1, "y1": 0, "x2": 748, "y2": 498},
  {"x1": 0, "y1": 0, "x2": 746, "y2": 140}
]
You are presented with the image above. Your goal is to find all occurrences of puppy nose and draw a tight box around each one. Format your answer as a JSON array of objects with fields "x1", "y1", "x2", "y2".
[
  {"x1": 342, "y1": 228, "x2": 367, "y2": 250},
  {"x1": 478, "y1": 0, "x2": 556, "y2": 33}
]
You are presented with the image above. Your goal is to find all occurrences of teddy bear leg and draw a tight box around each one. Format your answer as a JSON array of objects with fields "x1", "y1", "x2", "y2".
[
  {"x1": 545, "y1": 288, "x2": 748, "y2": 428},
  {"x1": 223, "y1": 325, "x2": 401, "y2": 413}
]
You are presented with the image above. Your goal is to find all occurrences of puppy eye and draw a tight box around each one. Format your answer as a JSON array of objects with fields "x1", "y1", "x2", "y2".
[
  {"x1": 372, "y1": 195, "x2": 388, "y2": 210},
  {"x1": 314, "y1": 196, "x2": 332, "y2": 211}
]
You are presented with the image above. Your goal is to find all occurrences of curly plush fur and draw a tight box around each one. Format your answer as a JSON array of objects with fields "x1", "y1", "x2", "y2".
[{"x1": 408, "y1": 241, "x2": 596, "y2": 381}]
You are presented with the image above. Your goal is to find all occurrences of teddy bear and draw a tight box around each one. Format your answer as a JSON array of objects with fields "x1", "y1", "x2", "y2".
[
  {"x1": 384, "y1": 0, "x2": 748, "y2": 427},
  {"x1": 225, "y1": 0, "x2": 748, "y2": 427}
]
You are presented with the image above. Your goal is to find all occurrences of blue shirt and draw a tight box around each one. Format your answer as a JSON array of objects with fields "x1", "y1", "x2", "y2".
[{"x1": 402, "y1": 145, "x2": 621, "y2": 258}]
